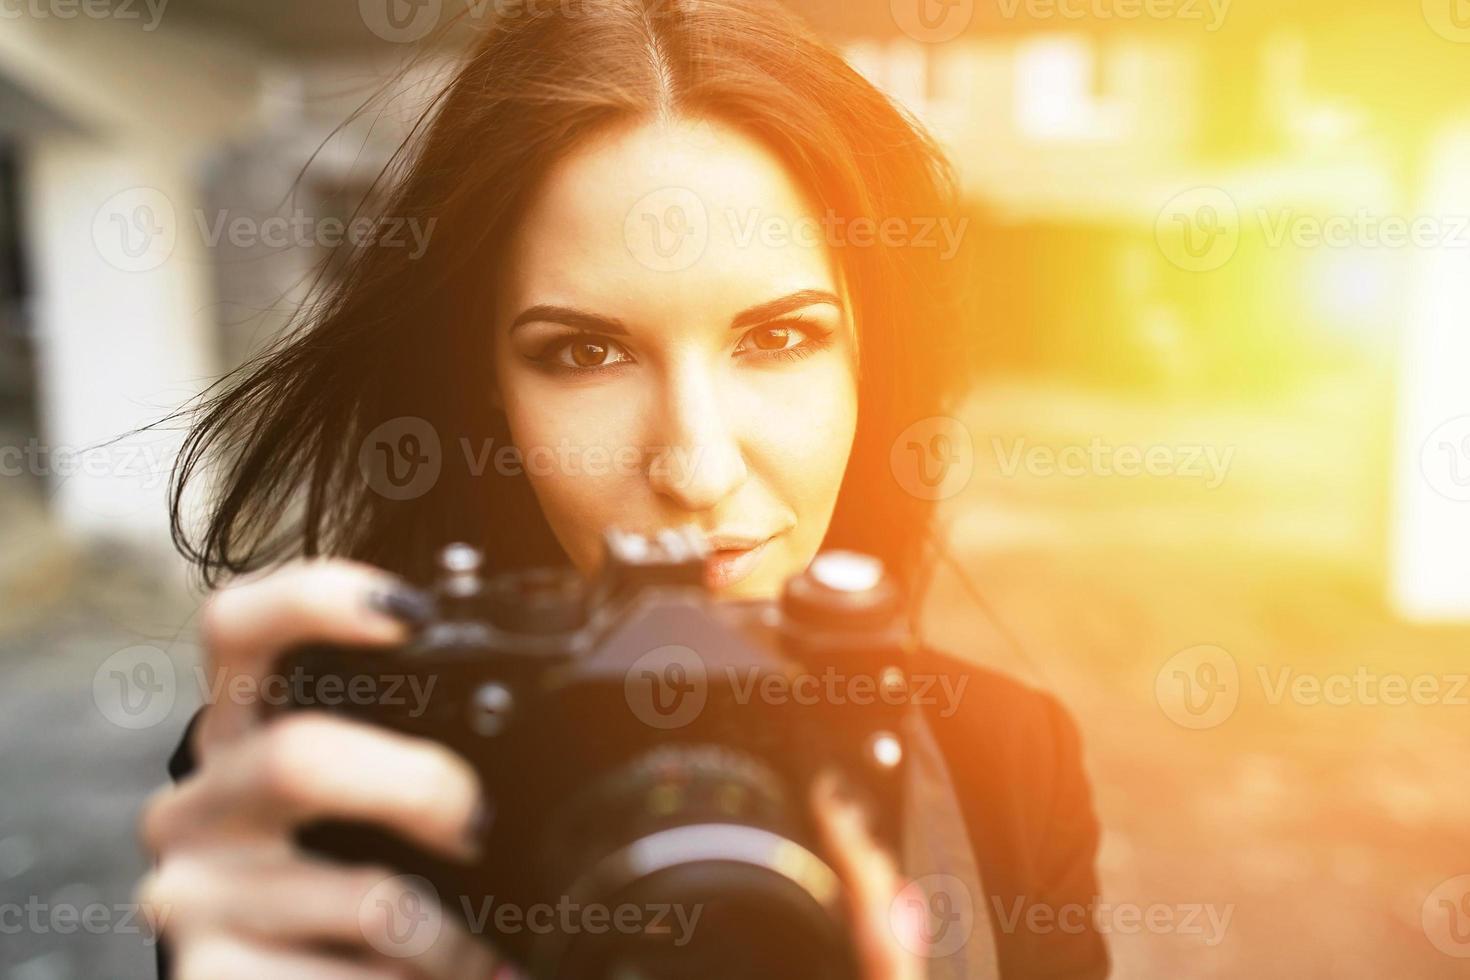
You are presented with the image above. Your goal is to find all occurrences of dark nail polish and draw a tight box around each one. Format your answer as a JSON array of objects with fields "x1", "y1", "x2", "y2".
[
  {"x1": 464, "y1": 798, "x2": 494, "y2": 858},
  {"x1": 366, "y1": 584, "x2": 436, "y2": 625}
]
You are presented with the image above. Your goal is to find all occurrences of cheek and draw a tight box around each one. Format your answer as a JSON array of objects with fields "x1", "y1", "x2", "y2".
[
  {"x1": 500, "y1": 383, "x2": 645, "y2": 572},
  {"x1": 749, "y1": 357, "x2": 858, "y2": 517}
]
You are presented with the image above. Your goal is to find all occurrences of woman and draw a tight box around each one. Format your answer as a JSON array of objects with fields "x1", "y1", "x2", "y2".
[{"x1": 137, "y1": 0, "x2": 1109, "y2": 976}]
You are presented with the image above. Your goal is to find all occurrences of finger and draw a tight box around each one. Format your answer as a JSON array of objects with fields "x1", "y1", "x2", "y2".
[
  {"x1": 142, "y1": 714, "x2": 485, "y2": 864},
  {"x1": 811, "y1": 772, "x2": 924, "y2": 980},
  {"x1": 140, "y1": 850, "x2": 497, "y2": 980},
  {"x1": 168, "y1": 930, "x2": 403, "y2": 980},
  {"x1": 196, "y1": 559, "x2": 423, "y2": 752}
]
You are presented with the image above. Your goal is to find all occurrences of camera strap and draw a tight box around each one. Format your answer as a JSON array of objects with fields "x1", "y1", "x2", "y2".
[{"x1": 902, "y1": 709, "x2": 1001, "y2": 979}]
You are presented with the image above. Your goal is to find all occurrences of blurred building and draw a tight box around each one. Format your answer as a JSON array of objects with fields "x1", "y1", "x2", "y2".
[{"x1": 2, "y1": 0, "x2": 1469, "y2": 615}]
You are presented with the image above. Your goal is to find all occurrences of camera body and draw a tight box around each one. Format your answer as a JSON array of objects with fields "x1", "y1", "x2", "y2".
[{"x1": 266, "y1": 527, "x2": 916, "y2": 980}]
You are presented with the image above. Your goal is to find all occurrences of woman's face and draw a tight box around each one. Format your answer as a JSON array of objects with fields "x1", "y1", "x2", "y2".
[{"x1": 493, "y1": 117, "x2": 859, "y2": 599}]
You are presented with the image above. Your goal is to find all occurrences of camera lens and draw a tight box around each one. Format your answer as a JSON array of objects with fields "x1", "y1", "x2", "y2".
[{"x1": 532, "y1": 745, "x2": 854, "y2": 980}]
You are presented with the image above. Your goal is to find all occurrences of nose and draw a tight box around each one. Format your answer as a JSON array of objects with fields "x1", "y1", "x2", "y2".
[{"x1": 646, "y1": 359, "x2": 748, "y2": 512}]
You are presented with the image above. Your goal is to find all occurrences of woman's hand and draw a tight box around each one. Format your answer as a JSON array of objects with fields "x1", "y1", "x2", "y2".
[
  {"x1": 812, "y1": 773, "x2": 928, "y2": 980},
  {"x1": 136, "y1": 559, "x2": 503, "y2": 979}
]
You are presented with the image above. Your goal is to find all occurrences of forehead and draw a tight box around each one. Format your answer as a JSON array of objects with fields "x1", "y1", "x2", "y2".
[{"x1": 501, "y1": 117, "x2": 842, "y2": 318}]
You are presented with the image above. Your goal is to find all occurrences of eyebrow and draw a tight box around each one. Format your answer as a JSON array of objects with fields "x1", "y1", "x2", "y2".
[{"x1": 508, "y1": 289, "x2": 844, "y2": 336}]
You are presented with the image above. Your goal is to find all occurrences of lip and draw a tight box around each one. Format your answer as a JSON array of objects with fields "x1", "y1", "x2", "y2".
[
  {"x1": 704, "y1": 536, "x2": 776, "y2": 591},
  {"x1": 704, "y1": 530, "x2": 773, "y2": 552}
]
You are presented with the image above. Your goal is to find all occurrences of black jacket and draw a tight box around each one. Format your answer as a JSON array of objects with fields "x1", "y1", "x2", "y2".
[
  {"x1": 156, "y1": 649, "x2": 1109, "y2": 978},
  {"x1": 911, "y1": 648, "x2": 1109, "y2": 978}
]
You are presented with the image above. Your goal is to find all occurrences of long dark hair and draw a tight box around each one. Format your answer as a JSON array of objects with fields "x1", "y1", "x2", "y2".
[{"x1": 170, "y1": 0, "x2": 976, "y2": 594}]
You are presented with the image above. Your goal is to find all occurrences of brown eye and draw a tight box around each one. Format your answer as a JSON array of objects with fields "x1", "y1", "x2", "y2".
[
  {"x1": 750, "y1": 326, "x2": 792, "y2": 351},
  {"x1": 569, "y1": 340, "x2": 610, "y2": 367}
]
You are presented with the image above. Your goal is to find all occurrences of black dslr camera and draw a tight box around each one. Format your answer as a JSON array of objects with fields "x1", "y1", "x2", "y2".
[{"x1": 267, "y1": 527, "x2": 916, "y2": 980}]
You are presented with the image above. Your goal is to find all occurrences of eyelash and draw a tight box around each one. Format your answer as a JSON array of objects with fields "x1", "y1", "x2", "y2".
[{"x1": 528, "y1": 318, "x2": 835, "y2": 376}]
